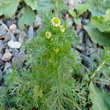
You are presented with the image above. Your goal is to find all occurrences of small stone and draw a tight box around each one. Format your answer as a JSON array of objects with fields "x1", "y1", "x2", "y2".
[
  {"x1": 0, "y1": 71, "x2": 3, "y2": 86},
  {"x1": 66, "y1": 14, "x2": 74, "y2": 27},
  {"x1": 28, "y1": 26, "x2": 34, "y2": 38},
  {"x1": 34, "y1": 14, "x2": 41, "y2": 28},
  {"x1": 11, "y1": 49, "x2": 19, "y2": 56},
  {"x1": 76, "y1": 24, "x2": 83, "y2": 31},
  {"x1": 19, "y1": 31, "x2": 27, "y2": 43},
  {"x1": 4, "y1": 32, "x2": 15, "y2": 43},
  {"x1": 0, "y1": 25, "x2": 7, "y2": 36},
  {"x1": 86, "y1": 37, "x2": 93, "y2": 48},
  {"x1": 3, "y1": 62, "x2": 12, "y2": 72},
  {"x1": 81, "y1": 54, "x2": 90, "y2": 68},
  {"x1": 78, "y1": 31, "x2": 85, "y2": 44},
  {"x1": 0, "y1": 59, "x2": 4, "y2": 67},
  {"x1": 9, "y1": 24, "x2": 17, "y2": 32},
  {"x1": 8, "y1": 40, "x2": 21, "y2": 49},
  {"x1": 0, "y1": 40, "x2": 5, "y2": 53},
  {"x1": 1, "y1": 49, "x2": 12, "y2": 62},
  {"x1": 12, "y1": 29, "x2": 21, "y2": 35},
  {"x1": 68, "y1": 0, "x2": 74, "y2": 9},
  {"x1": 82, "y1": 19, "x2": 90, "y2": 25}
]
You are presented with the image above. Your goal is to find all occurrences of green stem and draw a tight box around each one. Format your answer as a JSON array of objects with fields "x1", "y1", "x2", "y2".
[
  {"x1": 90, "y1": 61, "x2": 105, "y2": 80},
  {"x1": 63, "y1": 97, "x2": 82, "y2": 110},
  {"x1": 55, "y1": 0, "x2": 59, "y2": 9}
]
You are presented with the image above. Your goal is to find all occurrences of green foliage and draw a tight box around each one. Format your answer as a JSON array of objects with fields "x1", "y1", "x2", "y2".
[
  {"x1": 0, "y1": 0, "x2": 37, "y2": 17},
  {"x1": 84, "y1": 25, "x2": 110, "y2": 47},
  {"x1": 0, "y1": 0, "x2": 20, "y2": 18},
  {"x1": 0, "y1": 0, "x2": 37, "y2": 29},
  {"x1": 90, "y1": 48, "x2": 110, "y2": 83},
  {"x1": 37, "y1": 0, "x2": 66, "y2": 13},
  {"x1": 88, "y1": 48, "x2": 110, "y2": 110},
  {"x1": 0, "y1": 0, "x2": 66, "y2": 29},
  {"x1": 91, "y1": 16, "x2": 110, "y2": 32},
  {"x1": 24, "y1": 0, "x2": 37, "y2": 10},
  {"x1": 69, "y1": 3, "x2": 88, "y2": 25},
  {"x1": 18, "y1": 7, "x2": 36, "y2": 29},
  {"x1": 0, "y1": 14, "x2": 88, "y2": 110},
  {"x1": 88, "y1": 0, "x2": 110, "y2": 16},
  {"x1": 89, "y1": 83, "x2": 110, "y2": 110},
  {"x1": 85, "y1": 0, "x2": 110, "y2": 47}
]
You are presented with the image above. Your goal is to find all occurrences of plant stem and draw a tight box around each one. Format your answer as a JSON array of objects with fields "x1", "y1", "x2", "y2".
[{"x1": 90, "y1": 61, "x2": 105, "y2": 80}]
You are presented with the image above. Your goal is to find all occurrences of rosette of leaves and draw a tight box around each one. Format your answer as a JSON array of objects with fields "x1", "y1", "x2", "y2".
[
  {"x1": 84, "y1": 0, "x2": 110, "y2": 47},
  {"x1": 69, "y1": 3, "x2": 88, "y2": 25},
  {"x1": 0, "y1": 15, "x2": 88, "y2": 110}
]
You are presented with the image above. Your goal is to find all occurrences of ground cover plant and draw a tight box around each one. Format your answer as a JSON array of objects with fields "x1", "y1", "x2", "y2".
[
  {"x1": 0, "y1": 0, "x2": 110, "y2": 110},
  {"x1": 0, "y1": 14, "x2": 89, "y2": 110}
]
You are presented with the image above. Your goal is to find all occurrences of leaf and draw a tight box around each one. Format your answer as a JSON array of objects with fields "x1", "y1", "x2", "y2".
[
  {"x1": 36, "y1": 0, "x2": 54, "y2": 12},
  {"x1": 77, "y1": 3, "x2": 88, "y2": 16},
  {"x1": 0, "y1": 0, "x2": 20, "y2": 18},
  {"x1": 18, "y1": 7, "x2": 35, "y2": 29},
  {"x1": 84, "y1": 25, "x2": 110, "y2": 47},
  {"x1": 88, "y1": 0, "x2": 110, "y2": 16},
  {"x1": 91, "y1": 16, "x2": 110, "y2": 32},
  {"x1": 104, "y1": 8, "x2": 110, "y2": 22},
  {"x1": 89, "y1": 82, "x2": 110, "y2": 110},
  {"x1": 69, "y1": 10, "x2": 77, "y2": 18},
  {"x1": 24, "y1": 0, "x2": 37, "y2": 10},
  {"x1": 74, "y1": 18, "x2": 81, "y2": 25}
]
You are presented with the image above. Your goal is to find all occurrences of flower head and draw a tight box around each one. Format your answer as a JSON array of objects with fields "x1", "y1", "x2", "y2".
[
  {"x1": 45, "y1": 31, "x2": 51, "y2": 39},
  {"x1": 60, "y1": 25, "x2": 65, "y2": 33},
  {"x1": 51, "y1": 17, "x2": 61, "y2": 27},
  {"x1": 54, "y1": 48, "x2": 59, "y2": 53}
]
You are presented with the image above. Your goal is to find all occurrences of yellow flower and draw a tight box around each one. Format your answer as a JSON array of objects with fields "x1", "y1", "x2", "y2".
[
  {"x1": 45, "y1": 31, "x2": 51, "y2": 39},
  {"x1": 60, "y1": 25, "x2": 65, "y2": 33},
  {"x1": 54, "y1": 48, "x2": 59, "y2": 53},
  {"x1": 51, "y1": 17, "x2": 61, "y2": 27}
]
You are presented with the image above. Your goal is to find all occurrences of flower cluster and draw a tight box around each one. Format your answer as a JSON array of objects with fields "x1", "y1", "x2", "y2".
[
  {"x1": 45, "y1": 31, "x2": 52, "y2": 39},
  {"x1": 52, "y1": 17, "x2": 65, "y2": 32},
  {"x1": 45, "y1": 17, "x2": 65, "y2": 40}
]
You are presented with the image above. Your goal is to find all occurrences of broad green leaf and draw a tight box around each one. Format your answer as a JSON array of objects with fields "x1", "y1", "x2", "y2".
[
  {"x1": 84, "y1": 25, "x2": 110, "y2": 47},
  {"x1": 69, "y1": 10, "x2": 77, "y2": 18},
  {"x1": 77, "y1": 3, "x2": 88, "y2": 16},
  {"x1": 89, "y1": 82, "x2": 110, "y2": 110},
  {"x1": 24, "y1": 0, "x2": 37, "y2": 10},
  {"x1": 37, "y1": 0, "x2": 66, "y2": 13},
  {"x1": 0, "y1": 0, "x2": 20, "y2": 18},
  {"x1": 71, "y1": 3, "x2": 88, "y2": 17},
  {"x1": 18, "y1": 7, "x2": 35, "y2": 29},
  {"x1": 91, "y1": 16, "x2": 110, "y2": 32},
  {"x1": 36, "y1": 0, "x2": 54, "y2": 12},
  {"x1": 88, "y1": 0, "x2": 110, "y2": 16},
  {"x1": 74, "y1": 18, "x2": 81, "y2": 25},
  {"x1": 104, "y1": 9, "x2": 110, "y2": 22}
]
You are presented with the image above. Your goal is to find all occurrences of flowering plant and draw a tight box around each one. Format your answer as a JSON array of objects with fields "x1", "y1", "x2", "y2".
[{"x1": 0, "y1": 15, "x2": 87, "y2": 110}]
